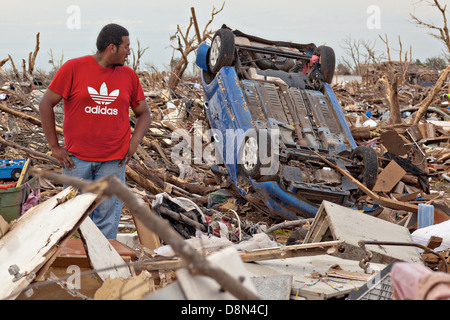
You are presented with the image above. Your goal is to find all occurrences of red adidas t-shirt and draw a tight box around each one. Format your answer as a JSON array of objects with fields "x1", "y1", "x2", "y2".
[{"x1": 48, "y1": 55, "x2": 145, "y2": 161}]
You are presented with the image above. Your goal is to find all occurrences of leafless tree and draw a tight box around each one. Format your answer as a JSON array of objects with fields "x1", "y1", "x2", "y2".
[
  {"x1": 129, "y1": 38, "x2": 149, "y2": 72},
  {"x1": 410, "y1": 0, "x2": 450, "y2": 123},
  {"x1": 410, "y1": 0, "x2": 450, "y2": 61},
  {"x1": 377, "y1": 34, "x2": 413, "y2": 124},
  {"x1": 167, "y1": 3, "x2": 225, "y2": 91},
  {"x1": 48, "y1": 49, "x2": 64, "y2": 74},
  {"x1": 339, "y1": 36, "x2": 379, "y2": 76}
]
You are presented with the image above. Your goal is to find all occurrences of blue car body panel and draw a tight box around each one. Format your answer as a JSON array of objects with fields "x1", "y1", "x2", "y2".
[
  {"x1": 202, "y1": 66, "x2": 254, "y2": 196},
  {"x1": 197, "y1": 37, "x2": 363, "y2": 220}
]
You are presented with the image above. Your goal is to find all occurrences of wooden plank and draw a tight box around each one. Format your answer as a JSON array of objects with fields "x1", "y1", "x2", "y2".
[
  {"x1": 373, "y1": 160, "x2": 406, "y2": 192},
  {"x1": 0, "y1": 188, "x2": 99, "y2": 300},
  {"x1": 309, "y1": 145, "x2": 420, "y2": 214},
  {"x1": 325, "y1": 265, "x2": 373, "y2": 282},
  {"x1": 78, "y1": 217, "x2": 132, "y2": 281},
  {"x1": 374, "y1": 196, "x2": 419, "y2": 213},
  {"x1": 395, "y1": 191, "x2": 423, "y2": 202},
  {"x1": 240, "y1": 240, "x2": 343, "y2": 262},
  {"x1": 132, "y1": 203, "x2": 161, "y2": 250},
  {"x1": 138, "y1": 240, "x2": 344, "y2": 271},
  {"x1": 15, "y1": 158, "x2": 31, "y2": 188}
]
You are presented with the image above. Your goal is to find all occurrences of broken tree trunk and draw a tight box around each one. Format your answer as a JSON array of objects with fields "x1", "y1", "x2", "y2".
[
  {"x1": 31, "y1": 168, "x2": 261, "y2": 300},
  {"x1": 350, "y1": 123, "x2": 411, "y2": 140},
  {"x1": 413, "y1": 65, "x2": 450, "y2": 124},
  {"x1": 129, "y1": 162, "x2": 220, "y2": 196},
  {"x1": 380, "y1": 74, "x2": 402, "y2": 124}
]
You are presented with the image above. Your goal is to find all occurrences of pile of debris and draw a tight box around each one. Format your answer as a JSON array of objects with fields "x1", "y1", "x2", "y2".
[{"x1": 0, "y1": 61, "x2": 450, "y2": 301}]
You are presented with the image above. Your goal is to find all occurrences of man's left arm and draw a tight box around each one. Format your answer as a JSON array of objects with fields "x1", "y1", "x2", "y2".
[{"x1": 119, "y1": 99, "x2": 152, "y2": 166}]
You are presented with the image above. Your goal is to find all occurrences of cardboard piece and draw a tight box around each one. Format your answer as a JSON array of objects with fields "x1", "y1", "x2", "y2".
[{"x1": 373, "y1": 160, "x2": 406, "y2": 192}]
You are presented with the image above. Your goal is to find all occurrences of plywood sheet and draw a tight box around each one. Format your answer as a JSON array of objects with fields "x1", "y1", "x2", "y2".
[
  {"x1": 245, "y1": 254, "x2": 387, "y2": 300},
  {"x1": 0, "y1": 188, "x2": 99, "y2": 300},
  {"x1": 304, "y1": 201, "x2": 423, "y2": 265}
]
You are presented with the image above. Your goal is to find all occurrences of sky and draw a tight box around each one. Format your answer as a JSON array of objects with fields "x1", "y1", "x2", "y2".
[{"x1": 1, "y1": 0, "x2": 449, "y2": 73}]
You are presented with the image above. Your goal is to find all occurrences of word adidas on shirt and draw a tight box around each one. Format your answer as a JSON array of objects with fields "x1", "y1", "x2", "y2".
[
  {"x1": 84, "y1": 105, "x2": 118, "y2": 115},
  {"x1": 85, "y1": 82, "x2": 119, "y2": 116}
]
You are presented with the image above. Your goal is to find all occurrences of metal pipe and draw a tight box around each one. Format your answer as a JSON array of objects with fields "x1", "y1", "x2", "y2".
[
  {"x1": 237, "y1": 45, "x2": 311, "y2": 61},
  {"x1": 406, "y1": 128, "x2": 426, "y2": 157}
]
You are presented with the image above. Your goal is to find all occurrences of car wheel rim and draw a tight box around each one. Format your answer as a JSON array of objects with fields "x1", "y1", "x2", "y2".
[
  {"x1": 243, "y1": 137, "x2": 258, "y2": 171},
  {"x1": 210, "y1": 36, "x2": 221, "y2": 68}
]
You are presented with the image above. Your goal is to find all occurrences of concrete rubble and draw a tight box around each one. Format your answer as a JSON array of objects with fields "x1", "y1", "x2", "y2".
[{"x1": 1, "y1": 52, "x2": 450, "y2": 302}]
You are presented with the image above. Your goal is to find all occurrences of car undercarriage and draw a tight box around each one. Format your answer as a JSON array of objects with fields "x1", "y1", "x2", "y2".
[{"x1": 196, "y1": 26, "x2": 379, "y2": 220}]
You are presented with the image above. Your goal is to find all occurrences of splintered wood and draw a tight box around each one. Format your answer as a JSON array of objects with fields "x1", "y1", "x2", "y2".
[{"x1": 0, "y1": 188, "x2": 100, "y2": 300}]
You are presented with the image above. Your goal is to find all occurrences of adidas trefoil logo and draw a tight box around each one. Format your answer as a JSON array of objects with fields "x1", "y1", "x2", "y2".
[{"x1": 88, "y1": 82, "x2": 119, "y2": 105}]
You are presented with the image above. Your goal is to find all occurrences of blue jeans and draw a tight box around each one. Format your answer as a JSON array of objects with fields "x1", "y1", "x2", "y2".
[{"x1": 62, "y1": 156, "x2": 126, "y2": 239}]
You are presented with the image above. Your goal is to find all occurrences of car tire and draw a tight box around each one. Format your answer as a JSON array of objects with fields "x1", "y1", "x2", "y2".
[
  {"x1": 202, "y1": 69, "x2": 215, "y2": 85},
  {"x1": 208, "y1": 28, "x2": 235, "y2": 74},
  {"x1": 350, "y1": 146, "x2": 378, "y2": 190},
  {"x1": 238, "y1": 129, "x2": 274, "y2": 179},
  {"x1": 238, "y1": 130, "x2": 261, "y2": 178},
  {"x1": 316, "y1": 46, "x2": 335, "y2": 83}
]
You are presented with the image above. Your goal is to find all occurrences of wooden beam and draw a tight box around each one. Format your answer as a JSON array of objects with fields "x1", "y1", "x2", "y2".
[
  {"x1": 190, "y1": 7, "x2": 202, "y2": 44},
  {"x1": 137, "y1": 240, "x2": 344, "y2": 271},
  {"x1": 78, "y1": 217, "x2": 132, "y2": 281},
  {"x1": 240, "y1": 240, "x2": 343, "y2": 262},
  {"x1": 16, "y1": 159, "x2": 31, "y2": 188},
  {"x1": 308, "y1": 147, "x2": 421, "y2": 214}
]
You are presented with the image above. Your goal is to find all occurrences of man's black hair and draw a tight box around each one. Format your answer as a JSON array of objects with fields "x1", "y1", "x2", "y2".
[{"x1": 96, "y1": 23, "x2": 129, "y2": 52}]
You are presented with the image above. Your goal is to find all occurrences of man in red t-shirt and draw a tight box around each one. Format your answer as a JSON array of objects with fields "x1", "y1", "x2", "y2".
[{"x1": 39, "y1": 24, "x2": 151, "y2": 239}]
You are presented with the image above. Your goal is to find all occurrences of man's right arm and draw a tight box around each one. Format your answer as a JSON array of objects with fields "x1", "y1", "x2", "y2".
[{"x1": 39, "y1": 88, "x2": 75, "y2": 170}]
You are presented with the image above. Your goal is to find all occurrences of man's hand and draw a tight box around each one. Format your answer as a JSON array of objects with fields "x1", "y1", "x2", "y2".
[
  {"x1": 119, "y1": 99, "x2": 151, "y2": 167},
  {"x1": 51, "y1": 145, "x2": 75, "y2": 170},
  {"x1": 119, "y1": 139, "x2": 139, "y2": 167},
  {"x1": 39, "y1": 88, "x2": 76, "y2": 169}
]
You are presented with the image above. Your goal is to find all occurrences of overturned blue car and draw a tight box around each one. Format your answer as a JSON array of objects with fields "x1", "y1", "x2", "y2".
[{"x1": 195, "y1": 25, "x2": 378, "y2": 221}]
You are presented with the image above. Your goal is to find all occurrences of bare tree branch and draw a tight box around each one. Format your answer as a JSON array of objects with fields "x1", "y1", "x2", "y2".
[
  {"x1": 167, "y1": 3, "x2": 225, "y2": 91},
  {"x1": 410, "y1": 0, "x2": 450, "y2": 58}
]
